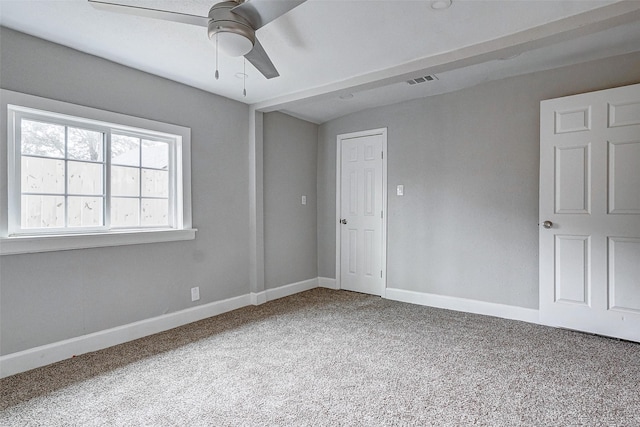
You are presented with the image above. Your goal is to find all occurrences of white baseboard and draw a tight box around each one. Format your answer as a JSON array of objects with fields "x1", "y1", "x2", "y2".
[
  {"x1": 1, "y1": 280, "x2": 539, "y2": 378},
  {"x1": 0, "y1": 293, "x2": 250, "y2": 378},
  {"x1": 250, "y1": 291, "x2": 267, "y2": 305},
  {"x1": 250, "y1": 278, "x2": 318, "y2": 305},
  {"x1": 263, "y1": 277, "x2": 318, "y2": 302},
  {"x1": 0, "y1": 278, "x2": 324, "y2": 378},
  {"x1": 318, "y1": 277, "x2": 338, "y2": 289},
  {"x1": 385, "y1": 287, "x2": 540, "y2": 324}
]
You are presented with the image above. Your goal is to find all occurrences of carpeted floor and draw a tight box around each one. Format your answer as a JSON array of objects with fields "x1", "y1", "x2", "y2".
[{"x1": 1, "y1": 288, "x2": 639, "y2": 426}]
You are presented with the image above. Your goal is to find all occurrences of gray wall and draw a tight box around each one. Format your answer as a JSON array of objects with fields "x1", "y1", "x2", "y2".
[
  {"x1": 0, "y1": 28, "x2": 251, "y2": 355},
  {"x1": 318, "y1": 52, "x2": 640, "y2": 309},
  {"x1": 263, "y1": 112, "x2": 318, "y2": 289},
  {"x1": 1, "y1": 25, "x2": 638, "y2": 357}
]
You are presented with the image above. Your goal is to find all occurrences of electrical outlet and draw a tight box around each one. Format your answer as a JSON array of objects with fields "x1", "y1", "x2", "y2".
[
  {"x1": 301, "y1": 195, "x2": 307, "y2": 205},
  {"x1": 191, "y1": 286, "x2": 200, "y2": 302}
]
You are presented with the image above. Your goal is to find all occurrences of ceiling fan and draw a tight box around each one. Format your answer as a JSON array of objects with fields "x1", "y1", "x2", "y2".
[{"x1": 88, "y1": 0, "x2": 307, "y2": 80}]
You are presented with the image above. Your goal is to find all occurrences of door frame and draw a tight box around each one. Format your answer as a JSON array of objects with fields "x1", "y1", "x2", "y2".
[{"x1": 335, "y1": 127, "x2": 388, "y2": 295}]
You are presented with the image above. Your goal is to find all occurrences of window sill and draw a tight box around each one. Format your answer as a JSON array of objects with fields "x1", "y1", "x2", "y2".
[{"x1": 0, "y1": 228, "x2": 197, "y2": 255}]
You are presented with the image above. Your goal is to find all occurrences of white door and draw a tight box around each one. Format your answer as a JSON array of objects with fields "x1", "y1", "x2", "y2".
[
  {"x1": 540, "y1": 83, "x2": 640, "y2": 342},
  {"x1": 337, "y1": 129, "x2": 386, "y2": 296}
]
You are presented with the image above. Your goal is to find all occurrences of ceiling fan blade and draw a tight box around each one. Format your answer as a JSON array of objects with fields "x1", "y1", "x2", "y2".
[
  {"x1": 245, "y1": 38, "x2": 279, "y2": 79},
  {"x1": 231, "y1": 0, "x2": 306, "y2": 30},
  {"x1": 88, "y1": 0, "x2": 209, "y2": 27}
]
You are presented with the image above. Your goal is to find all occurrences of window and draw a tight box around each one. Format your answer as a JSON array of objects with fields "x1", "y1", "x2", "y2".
[
  {"x1": 17, "y1": 115, "x2": 173, "y2": 232},
  {"x1": 1, "y1": 90, "x2": 194, "y2": 255}
]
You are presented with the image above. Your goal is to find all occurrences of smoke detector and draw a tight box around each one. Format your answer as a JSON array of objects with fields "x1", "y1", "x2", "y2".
[{"x1": 431, "y1": 0, "x2": 452, "y2": 10}]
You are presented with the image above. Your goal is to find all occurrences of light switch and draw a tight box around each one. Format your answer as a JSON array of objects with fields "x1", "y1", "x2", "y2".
[
  {"x1": 301, "y1": 195, "x2": 307, "y2": 205},
  {"x1": 397, "y1": 185, "x2": 404, "y2": 196}
]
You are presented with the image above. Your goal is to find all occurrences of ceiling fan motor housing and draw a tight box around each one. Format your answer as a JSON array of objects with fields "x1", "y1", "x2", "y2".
[{"x1": 208, "y1": 1, "x2": 256, "y2": 56}]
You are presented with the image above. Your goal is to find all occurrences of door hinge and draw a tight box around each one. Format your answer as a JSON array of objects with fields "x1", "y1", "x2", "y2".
[
  {"x1": 380, "y1": 270, "x2": 383, "y2": 278},
  {"x1": 381, "y1": 210, "x2": 383, "y2": 219},
  {"x1": 381, "y1": 151, "x2": 384, "y2": 159}
]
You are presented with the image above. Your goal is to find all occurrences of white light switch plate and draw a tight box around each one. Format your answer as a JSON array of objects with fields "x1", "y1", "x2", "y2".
[
  {"x1": 397, "y1": 185, "x2": 404, "y2": 196},
  {"x1": 301, "y1": 195, "x2": 307, "y2": 205}
]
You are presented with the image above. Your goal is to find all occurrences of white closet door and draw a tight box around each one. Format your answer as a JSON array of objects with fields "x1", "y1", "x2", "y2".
[
  {"x1": 339, "y1": 132, "x2": 384, "y2": 296},
  {"x1": 540, "y1": 83, "x2": 640, "y2": 342}
]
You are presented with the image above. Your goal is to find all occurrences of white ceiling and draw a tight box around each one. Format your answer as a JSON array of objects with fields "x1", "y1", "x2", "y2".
[{"x1": 1, "y1": 0, "x2": 640, "y2": 123}]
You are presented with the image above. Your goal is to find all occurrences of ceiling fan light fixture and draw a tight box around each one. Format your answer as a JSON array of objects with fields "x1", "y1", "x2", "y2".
[
  {"x1": 207, "y1": 1, "x2": 256, "y2": 57},
  {"x1": 216, "y1": 31, "x2": 254, "y2": 57}
]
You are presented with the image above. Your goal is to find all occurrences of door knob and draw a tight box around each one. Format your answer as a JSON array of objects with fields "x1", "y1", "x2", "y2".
[
  {"x1": 542, "y1": 220, "x2": 553, "y2": 229},
  {"x1": 340, "y1": 219, "x2": 347, "y2": 224}
]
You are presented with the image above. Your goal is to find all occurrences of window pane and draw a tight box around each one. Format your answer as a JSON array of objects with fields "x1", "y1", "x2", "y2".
[
  {"x1": 111, "y1": 166, "x2": 139, "y2": 197},
  {"x1": 21, "y1": 119, "x2": 65, "y2": 158},
  {"x1": 21, "y1": 156, "x2": 65, "y2": 194},
  {"x1": 68, "y1": 161, "x2": 104, "y2": 195},
  {"x1": 142, "y1": 198, "x2": 168, "y2": 227},
  {"x1": 142, "y1": 139, "x2": 169, "y2": 170},
  {"x1": 21, "y1": 195, "x2": 65, "y2": 229},
  {"x1": 111, "y1": 134, "x2": 140, "y2": 166},
  {"x1": 111, "y1": 197, "x2": 139, "y2": 227},
  {"x1": 68, "y1": 127, "x2": 104, "y2": 162},
  {"x1": 142, "y1": 169, "x2": 168, "y2": 198},
  {"x1": 68, "y1": 196, "x2": 104, "y2": 227}
]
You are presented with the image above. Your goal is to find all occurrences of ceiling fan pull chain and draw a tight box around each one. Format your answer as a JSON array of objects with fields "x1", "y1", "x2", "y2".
[
  {"x1": 215, "y1": 31, "x2": 219, "y2": 80},
  {"x1": 243, "y1": 58, "x2": 247, "y2": 97}
]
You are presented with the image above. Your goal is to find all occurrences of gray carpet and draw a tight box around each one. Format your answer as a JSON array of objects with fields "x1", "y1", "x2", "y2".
[{"x1": 1, "y1": 288, "x2": 639, "y2": 426}]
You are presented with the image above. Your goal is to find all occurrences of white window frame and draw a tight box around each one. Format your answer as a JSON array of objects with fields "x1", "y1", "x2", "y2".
[{"x1": 1, "y1": 89, "x2": 195, "y2": 255}]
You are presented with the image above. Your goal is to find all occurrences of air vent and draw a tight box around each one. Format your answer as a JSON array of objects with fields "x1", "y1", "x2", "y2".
[{"x1": 407, "y1": 75, "x2": 438, "y2": 85}]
